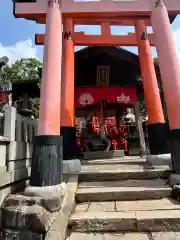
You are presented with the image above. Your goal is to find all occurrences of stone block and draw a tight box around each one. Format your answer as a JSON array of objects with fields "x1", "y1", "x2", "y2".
[
  {"x1": 7, "y1": 158, "x2": 31, "y2": 170},
  {"x1": 81, "y1": 157, "x2": 145, "y2": 165},
  {"x1": 1, "y1": 229, "x2": 44, "y2": 240},
  {"x1": 151, "y1": 232, "x2": 180, "y2": 240},
  {"x1": 88, "y1": 201, "x2": 115, "y2": 212},
  {"x1": 2, "y1": 205, "x2": 57, "y2": 233},
  {"x1": 24, "y1": 182, "x2": 66, "y2": 212},
  {"x1": 68, "y1": 232, "x2": 150, "y2": 240},
  {"x1": 75, "y1": 203, "x2": 90, "y2": 212},
  {"x1": 69, "y1": 212, "x2": 136, "y2": 232},
  {"x1": 116, "y1": 198, "x2": 180, "y2": 212},
  {"x1": 0, "y1": 142, "x2": 7, "y2": 169},
  {"x1": 3, "y1": 194, "x2": 42, "y2": 208},
  {"x1": 45, "y1": 175, "x2": 78, "y2": 240},
  {"x1": 4, "y1": 106, "x2": 16, "y2": 141},
  {"x1": 79, "y1": 167, "x2": 171, "y2": 182},
  {"x1": 169, "y1": 174, "x2": 180, "y2": 185},
  {"x1": 146, "y1": 154, "x2": 171, "y2": 166},
  {"x1": 171, "y1": 184, "x2": 180, "y2": 201},
  {"x1": 7, "y1": 141, "x2": 33, "y2": 161},
  {"x1": 136, "y1": 210, "x2": 180, "y2": 232},
  {"x1": 0, "y1": 180, "x2": 28, "y2": 207},
  {"x1": 0, "y1": 167, "x2": 30, "y2": 188},
  {"x1": 76, "y1": 179, "x2": 171, "y2": 202},
  {"x1": 0, "y1": 176, "x2": 78, "y2": 240},
  {"x1": 63, "y1": 159, "x2": 81, "y2": 174},
  {"x1": 83, "y1": 150, "x2": 124, "y2": 160}
]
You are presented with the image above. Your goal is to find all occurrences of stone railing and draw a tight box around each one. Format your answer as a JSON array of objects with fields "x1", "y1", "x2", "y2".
[
  {"x1": 0, "y1": 106, "x2": 81, "y2": 239},
  {"x1": 0, "y1": 106, "x2": 37, "y2": 206}
]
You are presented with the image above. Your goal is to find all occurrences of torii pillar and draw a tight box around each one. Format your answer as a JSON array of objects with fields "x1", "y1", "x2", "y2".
[
  {"x1": 151, "y1": 0, "x2": 180, "y2": 174},
  {"x1": 30, "y1": 0, "x2": 63, "y2": 186},
  {"x1": 60, "y1": 18, "x2": 77, "y2": 160},
  {"x1": 135, "y1": 20, "x2": 170, "y2": 156}
]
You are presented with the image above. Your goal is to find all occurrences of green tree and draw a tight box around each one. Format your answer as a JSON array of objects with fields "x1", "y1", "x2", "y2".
[
  {"x1": 0, "y1": 58, "x2": 42, "y2": 82},
  {"x1": 0, "y1": 58, "x2": 42, "y2": 118},
  {"x1": 29, "y1": 97, "x2": 40, "y2": 119}
]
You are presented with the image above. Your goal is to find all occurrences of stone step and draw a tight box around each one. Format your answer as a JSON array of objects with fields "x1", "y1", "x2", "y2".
[
  {"x1": 66, "y1": 232, "x2": 180, "y2": 240},
  {"x1": 76, "y1": 179, "x2": 171, "y2": 202},
  {"x1": 69, "y1": 210, "x2": 180, "y2": 232},
  {"x1": 83, "y1": 150, "x2": 124, "y2": 160},
  {"x1": 75, "y1": 198, "x2": 180, "y2": 213},
  {"x1": 79, "y1": 165, "x2": 171, "y2": 181},
  {"x1": 81, "y1": 157, "x2": 146, "y2": 165}
]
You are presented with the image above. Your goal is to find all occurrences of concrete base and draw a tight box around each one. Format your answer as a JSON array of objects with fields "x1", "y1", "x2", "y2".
[
  {"x1": 62, "y1": 159, "x2": 81, "y2": 174},
  {"x1": 146, "y1": 154, "x2": 171, "y2": 166},
  {"x1": 169, "y1": 174, "x2": 180, "y2": 186},
  {"x1": 24, "y1": 182, "x2": 66, "y2": 212},
  {"x1": 83, "y1": 150, "x2": 124, "y2": 160}
]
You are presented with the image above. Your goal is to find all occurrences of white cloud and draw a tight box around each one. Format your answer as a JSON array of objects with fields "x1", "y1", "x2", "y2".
[
  {"x1": 173, "y1": 28, "x2": 180, "y2": 59},
  {"x1": 0, "y1": 39, "x2": 39, "y2": 65}
]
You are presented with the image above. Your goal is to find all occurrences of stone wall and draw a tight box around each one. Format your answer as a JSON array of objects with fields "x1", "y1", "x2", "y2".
[
  {"x1": 0, "y1": 106, "x2": 36, "y2": 206},
  {"x1": 0, "y1": 106, "x2": 81, "y2": 239}
]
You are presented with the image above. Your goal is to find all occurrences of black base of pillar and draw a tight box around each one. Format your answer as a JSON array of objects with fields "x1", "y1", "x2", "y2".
[
  {"x1": 170, "y1": 129, "x2": 180, "y2": 174},
  {"x1": 147, "y1": 123, "x2": 170, "y2": 155},
  {"x1": 60, "y1": 126, "x2": 78, "y2": 160},
  {"x1": 30, "y1": 135, "x2": 63, "y2": 187}
]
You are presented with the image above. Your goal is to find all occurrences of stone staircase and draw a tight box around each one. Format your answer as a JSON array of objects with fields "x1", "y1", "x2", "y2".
[{"x1": 66, "y1": 156, "x2": 180, "y2": 239}]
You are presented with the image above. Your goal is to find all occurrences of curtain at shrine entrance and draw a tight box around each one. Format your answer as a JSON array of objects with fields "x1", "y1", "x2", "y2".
[{"x1": 75, "y1": 87, "x2": 138, "y2": 108}]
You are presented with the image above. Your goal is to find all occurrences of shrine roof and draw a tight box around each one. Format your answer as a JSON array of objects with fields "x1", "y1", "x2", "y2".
[{"x1": 75, "y1": 46, "x2": 139, "y2": 66}]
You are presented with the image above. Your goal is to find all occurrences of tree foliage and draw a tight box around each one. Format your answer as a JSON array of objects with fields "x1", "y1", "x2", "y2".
[
  {"x1": 0, "y1": 58, "x2": 42, "y2": 82},
  {"x1": 0, "y1": 58, "x2": 42, "y2": 118},
  {"x1": 29, "y1": 97, "x2": 40, "y2": 119}
]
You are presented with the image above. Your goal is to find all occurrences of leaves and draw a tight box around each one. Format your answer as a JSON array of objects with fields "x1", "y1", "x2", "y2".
[
  {"x1": 0, "y1": 58, "x2": 42, "y2": 118},
  {"x1": 0, "y1": 58, "x2": 42, "y2": 82},
  {"x1": 29, "y1": 97, "x2": 40, "y2": 119}
]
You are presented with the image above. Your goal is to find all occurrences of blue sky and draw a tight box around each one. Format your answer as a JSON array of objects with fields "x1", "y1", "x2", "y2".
[{"x1": 0, "y1": 0, "x2": 180, "y2": 64}]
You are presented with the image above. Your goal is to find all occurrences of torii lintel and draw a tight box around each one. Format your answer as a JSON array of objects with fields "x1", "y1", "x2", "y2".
[
  {"x1": 14, "y1": 0, "x2": 180, "y2": 19},
  {"x1": 35, "y1": 32, "x2": 155, "y2": 46}
]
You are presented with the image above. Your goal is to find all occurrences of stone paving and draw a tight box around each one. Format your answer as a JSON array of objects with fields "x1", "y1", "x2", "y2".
[
  {"x1": 67, "y1": 157, "x2": 180, "y2": 239},
  {"x1": 76, "y1": 179, "x2": 171, "y2": 201},
  {"x1": 75, "y1": 198, "x2": 180, "y2": 212},
  {"x1": 67, "y1": 232, "x2": 180, "y2": 240}
]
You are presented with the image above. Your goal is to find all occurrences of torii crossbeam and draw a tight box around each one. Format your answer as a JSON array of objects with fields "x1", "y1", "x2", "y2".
[{"x1": 35, "y1": 32, "x2": 155, "y2": 46}]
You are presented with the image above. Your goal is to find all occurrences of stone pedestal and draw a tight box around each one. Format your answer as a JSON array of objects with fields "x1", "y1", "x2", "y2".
[
  {"x1": 1, "y1": 182, "x2": 66, "y2": 239},
  {"x1": 146, "y1": 153, "x2": 171, "y2": 166},
  {"x1": 0, "y1": 176, "x2": 78, "y2": 240},
  {"x1": 63, "y1": 159, "x2": 81, "y2": 174}
]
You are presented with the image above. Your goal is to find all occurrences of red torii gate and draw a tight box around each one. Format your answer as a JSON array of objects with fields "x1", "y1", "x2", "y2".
[{"x1": 13, "y1": 0, "x2": 180, "y2": 186}]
